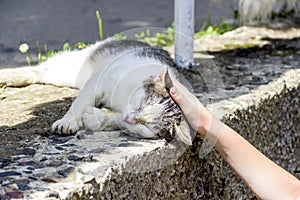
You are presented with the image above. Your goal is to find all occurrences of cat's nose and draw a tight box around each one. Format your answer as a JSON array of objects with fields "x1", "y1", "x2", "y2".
[
  {"x1": 123, "y1": 114, "x2": 136, "y2": 124},
  {"x1": 149, "y1": 75, "x2": 156, "y2": 80}
]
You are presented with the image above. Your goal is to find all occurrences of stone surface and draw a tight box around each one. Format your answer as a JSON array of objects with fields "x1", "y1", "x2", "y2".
[
  {"x1": 64, "y1": 69, "x2": 300, "y2": 200},
  {"x1": 0, "y1": 26, "x2": 300, "y2": 199},
  {"x1": 194, "y1": 26, "x2": 300, "y2": 52}
]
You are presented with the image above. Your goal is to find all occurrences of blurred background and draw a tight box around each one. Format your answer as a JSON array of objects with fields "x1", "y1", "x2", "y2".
[{"x1": 0, "y1": 0, "x2": 237, "y2": 66}]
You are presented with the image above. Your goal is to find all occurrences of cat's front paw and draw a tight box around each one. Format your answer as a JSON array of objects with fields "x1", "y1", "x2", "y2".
[{"x1": 51, "y1": 116, "x2": 82, "y2": 135}]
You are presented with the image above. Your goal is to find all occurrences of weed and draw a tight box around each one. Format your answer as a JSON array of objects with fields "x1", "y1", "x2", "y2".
[
  {"x1": 195, "y1": 14, "x2": 236, "y2": 37},
  {"x1": 135, "y1": 24, "x2": 175, "y2": 47},
  {"x1": 35, "y1": 41, "x2": 54, "y2": 63},
  {"x1": 63, "y1": 42, "x2": 71, "y2": 51},
  {"x1": 113, "y1": 33, "x2": 128, "y2": 40},
  {"x1": 19, "y1": 11, "x2": 238, "y2": 65},
  {"x1": 73, "y1": 42, "x2": 87, "y2": 49},
  {"x1": 96, "y1": 10, "x2": 104, "y2": 40},
  {"x1": 19, "y1": 43, "x2": 33, "y2": 66}
]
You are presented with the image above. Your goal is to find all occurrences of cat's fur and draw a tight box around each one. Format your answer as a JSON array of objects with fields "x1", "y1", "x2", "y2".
[
  {"x1": 239, "y1": 0, "x2": 299, "y2": 24},
  {"x1": 0, "y1": 39, "x2": 192, "y2": 145}
]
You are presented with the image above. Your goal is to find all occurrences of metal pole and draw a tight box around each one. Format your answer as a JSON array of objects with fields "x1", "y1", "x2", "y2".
[{"x1": 174, "y1": 0, "x2": 195, "y2": 68}]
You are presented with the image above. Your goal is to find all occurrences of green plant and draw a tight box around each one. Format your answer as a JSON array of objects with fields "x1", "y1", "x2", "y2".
[
  {"x1": 96, "y1": 10, "x2": 104, "y2": 40},
  {"x1": 135, "y1": 16, "x2": 235, "y2": 47},
  {"x1": 35, "y1": 41, "x2": 55, "y2": 63},
  {"x1": 113, "y1": 33, "x2": 128, "y2": 40},
  {"x1": 20, "y1": 9, "x2": 105, "y2": 66},
  {"x1": 135, "y1": 24, "x2": 175, "y2": 47},
  {"x1": 20, "y1": 10, "x2": 239, "y2": 65},
  {"x1": 19, "y1": 43, "x2": 33, "y2": 66},
  {"x1": 20, "y1": 41, "x2": 90, "y2": 66},
  {"x1": 73, "y1": 42, "x2": 87, "y2": 49},
  {"x1": 63, "y1": 42, "x2": 71, "y2": 51},
  {"x1": 195, "y1": 14, "x2": 236, "y2": 37}
]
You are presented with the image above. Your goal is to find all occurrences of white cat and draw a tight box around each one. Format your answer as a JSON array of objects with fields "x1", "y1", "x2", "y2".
[
  {"x1": 0, "y1": 39, "x2": 192, "y2": 145},
  {"x1": 239, "y1": 0, "x2": 298, "y2": 24}
]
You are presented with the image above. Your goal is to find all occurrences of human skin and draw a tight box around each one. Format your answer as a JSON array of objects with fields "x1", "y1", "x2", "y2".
[{"x1": 169, "y1": 81, "x2": 300, "y2": 200}]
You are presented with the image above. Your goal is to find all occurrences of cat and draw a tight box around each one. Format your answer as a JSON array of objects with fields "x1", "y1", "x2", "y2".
[
  {"x1": 0, "y1": 39, "x2": 193, "y2": 145},
  {"x1": 239, "y1": 0, "x2": 298, "y2": 24}
]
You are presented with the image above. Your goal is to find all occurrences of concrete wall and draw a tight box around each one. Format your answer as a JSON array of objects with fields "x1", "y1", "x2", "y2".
[{"x1": 67, "y1": 69, "x2": 300, "y2": 199}]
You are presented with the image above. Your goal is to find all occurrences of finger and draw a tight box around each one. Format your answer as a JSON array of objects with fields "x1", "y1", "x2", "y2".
[
  {"x1": 170, "y1": 86, "x2": 192, "y2": 115},
  {"x1": 170, "y1": 86, "x2": 182, "y2": 104},
  {"x1": 172, "y1": 79, "x2": 189, "y2": 93}
]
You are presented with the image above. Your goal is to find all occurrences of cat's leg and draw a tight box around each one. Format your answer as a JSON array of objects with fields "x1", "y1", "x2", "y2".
[
  {"x1": 51, "y1": 89, "x2": 98, "y2": 134},
  {"x1": 51, "y1": 70, "x2": 107, "y2": 134},
  {"x1": 51, "y1": 78, "x2": 98, "y2": 134},
  {"x1": 51, "y1": 101, "x2": 87, "y2": 135},
  {"x1": 82, "y1": 106, "x2": 121, "y2": 131}
]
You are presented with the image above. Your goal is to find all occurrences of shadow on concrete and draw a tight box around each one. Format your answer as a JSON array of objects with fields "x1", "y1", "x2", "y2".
[{"x1": 0, "y1": 97, "x2": 73, "y2": 160}]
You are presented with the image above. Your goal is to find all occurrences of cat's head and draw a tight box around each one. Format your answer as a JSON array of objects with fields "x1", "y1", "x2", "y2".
[{"x1": 122, "y1": 67, "x2": 193, "y2": 146}]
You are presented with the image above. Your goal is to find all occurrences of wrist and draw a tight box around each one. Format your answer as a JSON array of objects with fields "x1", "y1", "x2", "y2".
[
  {"x1": 196, "y1": 110, "x2": 214, "y2": 136},
  {"x1": 197, "y1": 113, "x2": 225, "y2": 157},
  {"x1": 199, "y1": 113, "x2": 224, "y2": 141}
]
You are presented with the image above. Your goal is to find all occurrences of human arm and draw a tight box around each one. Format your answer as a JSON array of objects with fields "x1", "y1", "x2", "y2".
[{"x1": 169, "y1": 82, "x2": 300, "y2": 200}]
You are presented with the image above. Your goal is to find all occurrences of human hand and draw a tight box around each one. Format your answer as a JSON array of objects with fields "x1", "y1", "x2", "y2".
[{"x1": 169, "y1": 80, "x2": 214, "y2": 137}]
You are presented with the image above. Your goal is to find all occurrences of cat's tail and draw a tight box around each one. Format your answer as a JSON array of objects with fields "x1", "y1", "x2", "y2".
[
  {"x1": 0, "y1": 66, "x2": 44, "y2": 87},
  {"x1": 0, "y1": 47, "x2": 93, "y2": 88},
  {"x1": 0, "y1": 41, "x2": 103, "y2": 88}
]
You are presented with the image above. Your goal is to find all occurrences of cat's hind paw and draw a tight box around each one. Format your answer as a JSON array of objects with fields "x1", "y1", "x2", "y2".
[{"x1": 51, "y1": 117, "x2": 81, "y2": 135}]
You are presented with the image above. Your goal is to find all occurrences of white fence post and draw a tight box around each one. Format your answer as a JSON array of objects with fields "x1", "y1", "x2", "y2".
[{"x1": 174, "y1": 0, "x2": 195, "y2": 68}]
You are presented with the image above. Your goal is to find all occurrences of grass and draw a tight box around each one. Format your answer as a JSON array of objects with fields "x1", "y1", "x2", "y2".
[
  {"x1": 19, "y1": 11, "x2": 237, "y2": 65},
  {"x1": 135, "y1": 24, "x2": 175, "y2": 47},
  {"x1": 96, "y1": 10, "x2": 104, "y2": 40},
  {"x1": 195, "y1": 14, "x2": 236, "y2": 37}
]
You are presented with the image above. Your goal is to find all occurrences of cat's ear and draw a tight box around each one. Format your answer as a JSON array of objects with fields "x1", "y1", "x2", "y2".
[
  {"x1": 174, "y1": 119, "x2": 193, "y2": 146},
  {"x1": 159, "y1": 66, "x2": 173, "y2": 90}
]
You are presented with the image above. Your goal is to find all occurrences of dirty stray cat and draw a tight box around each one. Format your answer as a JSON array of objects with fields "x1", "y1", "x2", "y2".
[{"x1": 0, "y1": 39, "x2": 192, "y2": 145}]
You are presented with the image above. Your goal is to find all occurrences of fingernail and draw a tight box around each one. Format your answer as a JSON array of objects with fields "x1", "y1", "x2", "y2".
[{"x1": 170, "y1": 87, "x2": 178, "y2": 96}]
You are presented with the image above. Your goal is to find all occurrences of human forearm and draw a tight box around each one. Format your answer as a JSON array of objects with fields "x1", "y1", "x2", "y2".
[
  {"x1": 212, "y1": 123, "x2": 300, "y2": 200},
  {"x1": 169, "y1": 84, "x2": 300, "y2": 199}
]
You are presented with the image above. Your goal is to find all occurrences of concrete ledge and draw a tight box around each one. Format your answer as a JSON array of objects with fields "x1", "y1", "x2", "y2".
[
  {"x1": 62, "y1": 69, "x2": 299, "y2": 199},
  {"x1": 1, "y1": 60, "x2": 299, "y2": 200},
  {"x1": 1, "y1": 26, "x2": 299, "y2": 199},
  {"x1": 194, "y1": 26, "x2": 300, "y2": 52}
]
